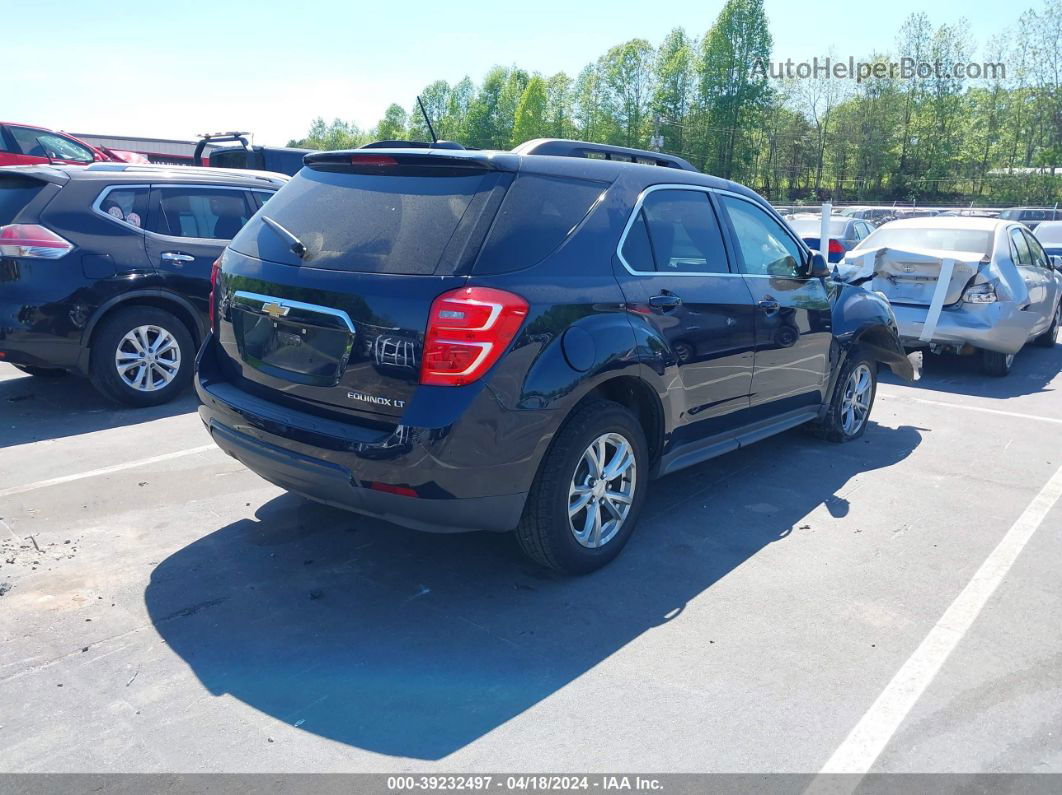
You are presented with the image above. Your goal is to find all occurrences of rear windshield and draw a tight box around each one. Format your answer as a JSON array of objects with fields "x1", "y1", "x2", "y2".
[
  {"x1": 0, "y1": 174, "x2": 47, "y2": 224},
  {"x1": 788, "y1": 218, "x2": 847, "y2": 237},
  {"x1": 855, "y1": 227, "x2": 993, "y2": 257},
  {"x1": 231, "y1": 166, "x2": 496, "y2": 274}
]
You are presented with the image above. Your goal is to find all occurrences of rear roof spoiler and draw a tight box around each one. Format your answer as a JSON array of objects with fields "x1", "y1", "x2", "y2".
[{"x1": 512, "y1": 139, "x2": 698, "y2": 172}]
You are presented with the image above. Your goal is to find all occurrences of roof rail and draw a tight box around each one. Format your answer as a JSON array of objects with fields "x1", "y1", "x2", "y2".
[
  {"x1": 83, "y1": 162, "x2": 287, "y2": 185},
  {"x1": 512, "y1": 138, "x2": 698, "y2": 172}
]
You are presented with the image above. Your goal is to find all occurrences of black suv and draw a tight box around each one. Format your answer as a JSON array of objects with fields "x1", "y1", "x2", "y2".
[
  {"x1": 196, "y1": 140, "x2": 917, "y2": 574},
  {"x1": 0, "y1": 163, "x2": 286, "y2": 405}
]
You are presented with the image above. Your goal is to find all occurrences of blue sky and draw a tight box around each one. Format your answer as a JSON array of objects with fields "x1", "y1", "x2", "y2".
[{"x1": 8, "y1": 0, "x2": 1005, "y2": 146}]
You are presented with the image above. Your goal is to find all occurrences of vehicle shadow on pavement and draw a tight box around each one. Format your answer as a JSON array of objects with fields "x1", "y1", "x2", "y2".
[
  {"x1": 145, "y1": 421, "x2": 922, "y2": 760},
  {"x1": 879, "y1": 344, "x2": 1060, "y2": 400},
  {"x1": 0, "y1": 370, "x2": 196, "y2": 449}
]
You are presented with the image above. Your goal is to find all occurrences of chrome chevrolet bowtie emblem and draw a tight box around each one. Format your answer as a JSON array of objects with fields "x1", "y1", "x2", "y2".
[{"x1": 261, "y1": 302, "x2": 290, "y2": 318}]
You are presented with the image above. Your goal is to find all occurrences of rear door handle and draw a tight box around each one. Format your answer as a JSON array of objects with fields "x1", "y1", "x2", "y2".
[
  {"x1": 757, "y1": 298, "x2": 780, "y2": 313},
  {"x1": 161, "y1": 252, "x2": 195, "y2": 264},
  {"x1": 649, "y1": 294, "x2": 682, "y2": 309}
]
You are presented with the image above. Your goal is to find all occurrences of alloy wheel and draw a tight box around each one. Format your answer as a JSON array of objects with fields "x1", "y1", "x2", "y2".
[
  {"x1": 568, "y1": 432, "x2": 637, "y2": 549},
  {"x1": 114, "y1": 325, "x2": 181, "y2": 392},
  {"x1": 840, "y1": 363, "x2": 873, "y2": 436}
]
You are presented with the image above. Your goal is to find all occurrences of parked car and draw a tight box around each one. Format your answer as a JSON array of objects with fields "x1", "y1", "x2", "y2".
[
  {"x1": 1033, "y1": 221, "x2": 1062, "y2": 258},
  {"x1": 0, "y1": 163, "x2": 287, "y2": 405},
  {"x1": 840, "y1": 206, "x2": 898, "y2": 224},
  {"x1": 784, "y1": 213, "x2": 875, "y2": 263},
  {"x1": 195, "y1": 139, "x2": 918, "y2": 574},
  {"x1": 838, "y1": 217, "x2": 1062, "y2": 376},
  {"x1": 998, "y1": 207, "x2": 1061, "y2": 230},
  {"x1": 0, "y1": 122, "x2": 146, "y2": 167}
]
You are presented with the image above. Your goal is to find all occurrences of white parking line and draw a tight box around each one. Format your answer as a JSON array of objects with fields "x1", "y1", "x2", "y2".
[
  {"x1": 820, "y1": 460, "x2": 1062, "y2": 774},
  {"x1": 0, "y1": 444, "x2": 219, "y2": 500},
  {"x1": 879, "y1": 393, "x2": 1062, "y2": 426}
]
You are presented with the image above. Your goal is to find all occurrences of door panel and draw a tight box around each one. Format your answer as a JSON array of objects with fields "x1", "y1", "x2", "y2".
[
  {"x1": 614, "y1": 187, "x2": 756, "y2": 436},
  {"x1": 717, "y1": 194, "x2": 833, "y2": 410}
]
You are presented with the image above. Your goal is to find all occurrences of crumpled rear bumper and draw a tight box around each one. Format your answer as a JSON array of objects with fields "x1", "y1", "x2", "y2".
[{"x1": 891, "y1": 302, "x2": 1037, "y2": 354}]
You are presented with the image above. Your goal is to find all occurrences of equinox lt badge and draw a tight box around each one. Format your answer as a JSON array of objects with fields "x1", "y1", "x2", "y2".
[{"x1": 348, "y1": 390, "x2": 405, "y2": 409}]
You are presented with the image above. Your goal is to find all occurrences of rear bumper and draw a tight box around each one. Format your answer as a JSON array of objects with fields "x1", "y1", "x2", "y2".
[
  {"x1": 892, "y1": 302, "x2": 1037, "y2": 355},
  {"x1": 204, "y1": 418, "x2": 526, "y2": 533},
  {"x1": 195, "y1": 338, "x2": 539, "y2": 534},
  {"x1": 0, "y1": 290, "x2": 87, "y2": 372}
]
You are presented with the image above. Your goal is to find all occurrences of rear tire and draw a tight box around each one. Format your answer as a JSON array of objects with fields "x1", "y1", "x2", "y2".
[
  {"x1": 981, "y1": 349, "x2": 1015, "y2": 377},
  {"x1": 89, "y1": 307, "x2": 194, "y2": 407},
  {"x1": 13, "y1": 365, "x2": 68, "y2": 378},
  {"x1": 516, "y1": 399, "x2": 648, "y2": 575},
  {"x1": 807, "y1": 350, "x2": 877, "y2": 443},
  {"x1": 1033, "y1": 304, "x2": 1060, "y2": 348}
]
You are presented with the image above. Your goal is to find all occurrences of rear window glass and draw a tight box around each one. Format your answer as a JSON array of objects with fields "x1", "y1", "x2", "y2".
[
  {"x1": 856, "y1": 227, "x2": 993, "y2": 257},
  {"x1": 474, "y1": 174, "x2": 607, "y2": 274},
  {"x1": 233, "y1": 166, "x2": 493, "y2": 274},
  {"x1": 0, "y1": 175, "x2": 47, "y2": 224}
]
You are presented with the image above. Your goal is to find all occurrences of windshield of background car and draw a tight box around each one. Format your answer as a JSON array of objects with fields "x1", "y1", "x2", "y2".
[{"x1": 855, "y1": 227, "x2": 993, "y2": 257}]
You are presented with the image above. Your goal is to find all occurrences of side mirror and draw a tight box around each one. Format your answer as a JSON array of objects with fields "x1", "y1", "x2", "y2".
[{"x1": 808, "y1": 252, "x2": 830, "y2": 278}]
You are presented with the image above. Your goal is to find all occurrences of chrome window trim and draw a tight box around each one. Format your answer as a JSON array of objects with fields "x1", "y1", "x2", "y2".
[
  {"x1": 615, "y1": 184, "x2": 809, "y2": 278},
  {"x1": 231, "y1": 291, "x2": 357, "y2": 334},
  {"x1": 92, "y1": 183, "x2": 271, "y2": 242}
]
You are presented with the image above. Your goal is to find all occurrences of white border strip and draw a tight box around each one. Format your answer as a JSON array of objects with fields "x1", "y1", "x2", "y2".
[
  {"x1": 820, "y1": 460, "x2": 1062, "y2": 774},
  {"x1": 0, "y1": 444, "x2": 218, "y2": 500}
]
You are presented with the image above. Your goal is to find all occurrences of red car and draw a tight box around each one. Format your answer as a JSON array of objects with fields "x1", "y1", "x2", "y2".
[{"x1": 0, "y1": 122, "x2": 147, "y2": 167}]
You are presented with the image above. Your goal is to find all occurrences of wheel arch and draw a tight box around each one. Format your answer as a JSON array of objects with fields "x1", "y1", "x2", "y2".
[
  {"x1": 574, "y1": 374, "x2": 665, "y2": 473},
  {"x1": 80, "y1": 290, "x2": 205, "y2": 372}
]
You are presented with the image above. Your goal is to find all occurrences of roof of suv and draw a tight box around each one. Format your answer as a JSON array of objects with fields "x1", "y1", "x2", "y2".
[{"x1": 0, "y1": 163, "x2": 289, "y2": 189}]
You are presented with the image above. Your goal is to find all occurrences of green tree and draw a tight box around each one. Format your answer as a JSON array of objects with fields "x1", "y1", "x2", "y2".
[
  {"x1": 512, "y1": 75, "x2": 550, "y2": 145},
  {"x1": 374, "y1": 103, "x2": 408, "y2": 141}
]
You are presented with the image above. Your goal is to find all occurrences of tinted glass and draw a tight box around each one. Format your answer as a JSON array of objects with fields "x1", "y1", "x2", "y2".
[
  {"x1": 1023, "y1": 229, "x2": 1048, "y2": 268},
  {"x1": 152, "y1": 187, "x2": 252, "y2": 239},
  {"x1": 475, "y1": 174, "x2": 605, "y2": 274},
  {"x1": 0, "y1": 174, "x2": 47, "y2": 224},
  {"x1": 235, "y1": 167, "x2": 493, "y2": 274},
  {"x1": 620, "y1": 210, "x2": 655, "y2": 272},
  {"x1": 98, "y1": 187, "x2": 149, "y2": 229},
  {"x1": 639, "y1": 190, "x2": 729, "y2": 274},
  {"x1": 720, "y1": 196, "x2": 803, "y2": 277},
  {"x1": 1009, "y1": 227, "x2": 1032, "y2": 266},
  {"x1": 856, "y1": 227, "x2": 993, "y2": 257}
]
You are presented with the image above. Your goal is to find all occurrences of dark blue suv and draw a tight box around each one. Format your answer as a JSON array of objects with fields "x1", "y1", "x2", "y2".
[{"x1": 196, "y1": 139, "x2": 917, "y2": 573}]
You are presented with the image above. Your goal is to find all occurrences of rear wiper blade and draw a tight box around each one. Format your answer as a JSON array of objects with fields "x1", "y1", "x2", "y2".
[{"x1": 261, "y1": 216, "x2": 307, "y2": 259}]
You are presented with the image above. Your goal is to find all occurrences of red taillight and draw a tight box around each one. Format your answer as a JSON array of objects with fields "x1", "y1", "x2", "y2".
[
  {"x1": 350, "y1": 154, "x2": 398, "y2": 167},
  {"x1": 828, "y1": 239, "x2": 845, "y2": 255},
  {"x1": 0, "y1": 224, "x2": 74, "y2": 259},
  {"x1": 208, "y1": 256, "x2": 222, "y2": 330},
  {"x1": 421, "y1": 286, "x2": 529, "y2": 387}
]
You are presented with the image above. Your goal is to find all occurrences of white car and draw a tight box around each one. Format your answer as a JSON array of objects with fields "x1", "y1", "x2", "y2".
[
  {"x1": 1035, "y1": 221, "x2": 1062, "y2": 259},
  {"x1": 837, "y1": 217, "x2": 1062, "y2": 376}
]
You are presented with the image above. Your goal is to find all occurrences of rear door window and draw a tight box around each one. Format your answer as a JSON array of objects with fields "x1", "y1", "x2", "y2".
[
  {"x1": 1010, "y1": 227, "x2": 1033, "y2": 266},
  {"x1": 97, "y1": 187, "x2": 150, "y2": 230},
  {"x1": 151, "y1": 187, "x2": 253, "y2": 240},
  {"x1": 474, "y1": 174, "x2": 606, "y2": 274},
  {"x1": 624, "y1": 189, "x2": 730, "y2": 274}
]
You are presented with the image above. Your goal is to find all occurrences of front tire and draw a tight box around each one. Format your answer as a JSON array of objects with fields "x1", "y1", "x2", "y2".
[
  {"x1": 516, "y1": 400, "x2": 648, "y2": 575},
  {"x1": 809, "y1": 351, "x2": 877, "y2": 442},
  {"x1": 89, "y1": 307, "x2": 194, "y2": 407},
  {"x1": 981, "y1": 349, "x2": 1015, "y2": 377}
]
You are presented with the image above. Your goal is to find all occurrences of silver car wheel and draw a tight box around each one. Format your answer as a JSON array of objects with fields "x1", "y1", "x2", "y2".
[
  {"x1": 568, "y1": 432, "x2": 637, "y2": 549},
  {"x1": 840, "y1": 363, "x2": 873, "y2": 436},
  {"x1": 115, "y1": 325, "x2": 181, "y2": 392}
]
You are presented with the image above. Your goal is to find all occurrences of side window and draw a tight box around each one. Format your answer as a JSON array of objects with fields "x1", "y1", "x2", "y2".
[
  {"x1": 252, "y1": 191, "x2": 274, "y2": 208},
  {"x1": 1023, "y1": 229, "x2": 1049, "y2": 269},
  {"x1": 0, "y1": 127, "x2": 14, "y2": 153},
  {"x1": 1010, "y1": 227, "x2": 1033, "y2": 266},
  {"x1": 97, "y1": 187, "x2": 150, "y2": 230},
  {"x1": 631, "y1": 189, "x2": 729, "y2": 274},
  {"x1": 151, "y1": 187, "x2": 253, "y2": 240},
  {"x1": 37, "y1": 133, "x2": 94, "y2": 163},
  {"x1": 719, "y1": 195, "x2": 804, "y2": 277},
  {"x1": 620, "y1": 210, "x2": 655, "y2": 272}
]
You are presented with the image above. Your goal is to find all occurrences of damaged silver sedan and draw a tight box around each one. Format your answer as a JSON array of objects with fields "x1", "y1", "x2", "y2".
[{"x1": 836, "y1": 218, "x2": 1062, "y2": 376}]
